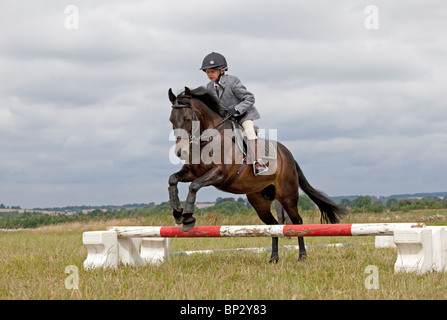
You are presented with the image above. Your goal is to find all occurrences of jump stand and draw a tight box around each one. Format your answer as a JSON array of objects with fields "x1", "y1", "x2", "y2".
[
  {"x1": 83, "y1": 231, "x2": 170, "y2": 269},
  {"x1": 394, "y1": 226, "x2": 447, "y2": 274}
]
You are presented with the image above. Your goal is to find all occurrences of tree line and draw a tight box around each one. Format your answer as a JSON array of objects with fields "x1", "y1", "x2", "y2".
[
  {"x1": 340, "y1": 196, "x2": 447, "y2": 213},
  {"x1": 0, "y1": 196, "x2": 314, "y2": 229},
  {"x1": 0, "y1": 195, "x2": 445, "y2": 229}
]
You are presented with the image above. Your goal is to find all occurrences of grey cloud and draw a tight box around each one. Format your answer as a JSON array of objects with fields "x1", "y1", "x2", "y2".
[{"x1": 1, "y1": 0, "x2": 446, "y2": 207}]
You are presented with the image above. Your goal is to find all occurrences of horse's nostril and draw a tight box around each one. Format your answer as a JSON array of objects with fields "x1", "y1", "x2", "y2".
[{"x1": 176, "y1": 148, "x2": 189, "y2": 159}]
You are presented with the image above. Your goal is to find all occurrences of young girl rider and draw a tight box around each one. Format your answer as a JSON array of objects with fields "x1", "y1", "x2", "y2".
[{"x1": 200, "y1": 52, "x2": 268, "y2": 175}]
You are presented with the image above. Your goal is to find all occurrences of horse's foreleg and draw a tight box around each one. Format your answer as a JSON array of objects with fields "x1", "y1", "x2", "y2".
[
  {"x1": 168, "y1": 184, "x2": 183, "y2": 224},
  {"x1": 168, "y1": 167, "x2": 194, "y2": 225},
  {"x1": 182, "y1": 167, "x2": 224, "y2": 232}
]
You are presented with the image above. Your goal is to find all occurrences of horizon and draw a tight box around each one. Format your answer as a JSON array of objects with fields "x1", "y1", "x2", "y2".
[{"x1": 2, "y1": 190, "x2": 446, "y2": 210}]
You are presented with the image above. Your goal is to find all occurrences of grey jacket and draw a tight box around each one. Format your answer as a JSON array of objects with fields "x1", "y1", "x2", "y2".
[{"x1": 206, "y1": 74, "x2": 260, "y2": 123}]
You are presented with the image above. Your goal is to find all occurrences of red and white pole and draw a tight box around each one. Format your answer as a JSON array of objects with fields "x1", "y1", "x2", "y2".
[{"x1": 109, "y1": 223, "x2": 423, "y2": 238}]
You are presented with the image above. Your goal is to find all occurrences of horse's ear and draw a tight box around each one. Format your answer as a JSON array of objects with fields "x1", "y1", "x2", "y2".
[
  {"x1": 168, "y1": 88, "x2": 176, "y2": 104},
  {"x1": 184, "y1": 87, "x2": 192, "y2": 98}
]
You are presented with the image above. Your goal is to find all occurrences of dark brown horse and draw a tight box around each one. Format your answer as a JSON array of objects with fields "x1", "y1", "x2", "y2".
[{"x1": 168, "y1": 86, "x2": 346, "y2": 262}]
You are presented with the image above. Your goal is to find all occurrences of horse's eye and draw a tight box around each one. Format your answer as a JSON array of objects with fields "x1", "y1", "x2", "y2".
[{"x1": 183, "y1": 119, "x2": 192, "y2": 131}]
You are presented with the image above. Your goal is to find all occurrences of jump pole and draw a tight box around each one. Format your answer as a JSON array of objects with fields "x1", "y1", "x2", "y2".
[{"x1": 107, "y1": 223, "x2": 424, "y2": 238}]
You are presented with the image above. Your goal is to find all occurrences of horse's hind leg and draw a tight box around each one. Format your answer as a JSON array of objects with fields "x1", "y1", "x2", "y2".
[
  {"x1": 277, "y1": 196, "x2": 307, "y2": 261},
  {"x1": 274, "y1": 200, "x2": 292, "y2": 224},
  {"x1": 246, "y1": 192, "x2": 279, "y2": 263}
]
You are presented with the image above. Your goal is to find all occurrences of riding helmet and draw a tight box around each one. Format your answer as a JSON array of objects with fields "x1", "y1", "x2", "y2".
[{"x1": 200, "y1": 52, "x2": 228, "y2": 71}]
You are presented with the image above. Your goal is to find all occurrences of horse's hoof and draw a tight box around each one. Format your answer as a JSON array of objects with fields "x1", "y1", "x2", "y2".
[
  {"x1": 174, "y1": 216, "x2": 183, "y2": 225},
  {"x1": 269, "y1": 256, "x2": 279, "y2": 264},
  {"x1": 181, "y1": 213, "x2": 196, "y2": 232},
  {"x1": 182, "y1": 221, "x2": 195, "y2": 232},
  {"x1": 173, "y1": 208, "x2": 184, "y2": 225},
  {"x1": 298, "y1": 254, "x2": 307, "y2": 262}
]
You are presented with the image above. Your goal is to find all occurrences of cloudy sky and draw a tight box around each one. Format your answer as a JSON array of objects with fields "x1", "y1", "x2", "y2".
[{"x1": 1, "y1": 0, "x2": 446, "y2": 208}]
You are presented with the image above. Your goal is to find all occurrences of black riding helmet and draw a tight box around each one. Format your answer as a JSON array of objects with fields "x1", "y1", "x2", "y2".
[{"x1": 200, "y1": 52, "x2": 228, "y2": 71}]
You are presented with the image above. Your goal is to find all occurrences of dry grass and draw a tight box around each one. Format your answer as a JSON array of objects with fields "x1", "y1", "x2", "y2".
[{"x1": 1, "y1": 210, "x2": 446, "y2": 299}]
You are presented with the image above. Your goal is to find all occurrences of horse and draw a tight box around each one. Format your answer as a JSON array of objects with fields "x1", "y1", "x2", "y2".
[{"x1": 167, "y1": 86, "x2": 346, "y2": 262}]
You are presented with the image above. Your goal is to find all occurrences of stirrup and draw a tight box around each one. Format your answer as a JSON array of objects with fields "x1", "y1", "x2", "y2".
[{"x1": 254, "y1": 160, "x2": 268, "y2": 175}]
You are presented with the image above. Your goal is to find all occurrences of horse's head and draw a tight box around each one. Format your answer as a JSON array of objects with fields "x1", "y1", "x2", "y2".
[
  {"x1": 168, "y1": 87, "x2": 193, "y2": 131},
  {"x1": 168, "y1": 87, "x2": 198, "y2": 161},
  {"x1": 169, "y1": 86, "x2": 226, "y2": 162}
]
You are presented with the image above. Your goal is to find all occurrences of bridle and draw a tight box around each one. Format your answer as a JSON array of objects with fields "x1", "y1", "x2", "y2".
[{"x1": 171, "y1": 103, "x2": 202, "y2": 145}]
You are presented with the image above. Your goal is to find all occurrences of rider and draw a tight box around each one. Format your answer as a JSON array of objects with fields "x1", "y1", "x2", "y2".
[{"x1": 200, "y1": 52, "x2": 268, "y2": 175}]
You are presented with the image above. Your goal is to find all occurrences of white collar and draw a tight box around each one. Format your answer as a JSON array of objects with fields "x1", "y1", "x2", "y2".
[{"x1": 214, "y1": 74, "x2": 225, "y2": 88}]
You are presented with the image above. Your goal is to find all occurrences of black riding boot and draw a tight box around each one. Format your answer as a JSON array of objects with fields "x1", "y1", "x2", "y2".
[{"x1": 247, "y1": 139, "x2": 268, "y2": 175}]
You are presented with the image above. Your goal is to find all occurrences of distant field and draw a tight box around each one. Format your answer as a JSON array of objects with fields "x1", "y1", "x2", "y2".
[{"x1": 1, "y1": 210, "x2": 446, "y2": 299}]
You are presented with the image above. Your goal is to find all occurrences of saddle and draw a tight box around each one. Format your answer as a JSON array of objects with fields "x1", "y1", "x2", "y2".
[
  {"x1": 231, "y1": 121, "x2": 277, "y2": 161},
  {"x1": 219, "y1": 121, "x2": 277, "y2": 187}
]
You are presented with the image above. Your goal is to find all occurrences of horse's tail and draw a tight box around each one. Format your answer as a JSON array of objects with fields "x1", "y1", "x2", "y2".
[{"x1": 295, "y1": 161, "x2": 347, "y2": 224}]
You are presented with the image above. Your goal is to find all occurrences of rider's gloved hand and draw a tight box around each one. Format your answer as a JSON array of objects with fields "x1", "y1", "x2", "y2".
[{"x1": 227, "y1": 108, "x2": 240, "y2": 118}]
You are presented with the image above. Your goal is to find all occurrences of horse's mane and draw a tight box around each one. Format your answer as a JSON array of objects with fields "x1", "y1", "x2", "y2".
[{"x1": 177, "y1": 86, "x2": 226, "y2": 118}]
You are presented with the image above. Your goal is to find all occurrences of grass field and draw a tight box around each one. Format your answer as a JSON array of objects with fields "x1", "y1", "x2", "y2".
[{"x1": 1, "y1": 210, "x2": 446, "y2": 299}]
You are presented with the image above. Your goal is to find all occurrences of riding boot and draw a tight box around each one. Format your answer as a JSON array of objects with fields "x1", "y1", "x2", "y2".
[{"x1": 247, "y1": 139, "x2": 268, "y2": 175}]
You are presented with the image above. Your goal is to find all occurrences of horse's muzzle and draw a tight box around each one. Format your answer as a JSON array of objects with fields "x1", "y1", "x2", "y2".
[
  {"x1": 174, "y1": 138, "x2": 190, "y2": 160},
  {"x1": 176, "y1": 148, "x2": 189, "y2": 160}
]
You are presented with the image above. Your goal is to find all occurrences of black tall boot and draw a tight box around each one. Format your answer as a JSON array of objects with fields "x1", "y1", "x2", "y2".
[{"x1": 247, "y1": 139, "x2": 268, "y2": 175}]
